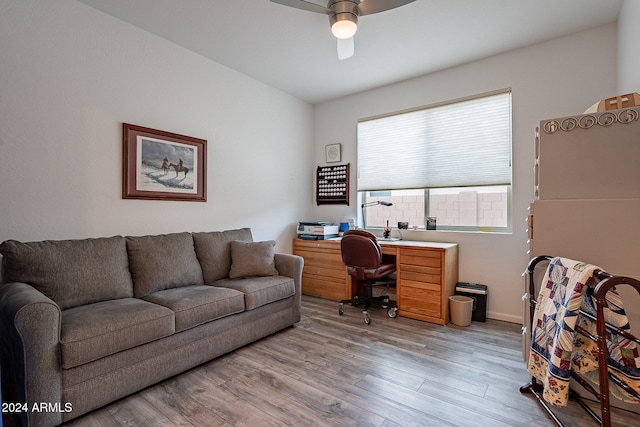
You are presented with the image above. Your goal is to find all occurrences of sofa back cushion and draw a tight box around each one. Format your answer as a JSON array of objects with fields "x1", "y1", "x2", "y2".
[
  {"x1": 229, "y1": 240, "x2": 279, "y2": 279},
  {"x1": 192, "y1": 228, "x2": 253, "y2": 284},
  {"x1": 0, "y1": 236, "x2": 133, "y2": 310},
  {"x1": 126, "y1": 232, "x2": 204, "y2": 298}
]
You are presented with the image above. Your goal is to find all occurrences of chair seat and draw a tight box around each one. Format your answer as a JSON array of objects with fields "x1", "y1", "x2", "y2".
[{"x1": 347, "y1": 263, "x2": 395, "y2": 281}]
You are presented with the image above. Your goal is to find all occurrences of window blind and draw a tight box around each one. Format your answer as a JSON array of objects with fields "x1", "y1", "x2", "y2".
[{"x1": 357, "y1": 91, "x2": 512, "y2": 191}]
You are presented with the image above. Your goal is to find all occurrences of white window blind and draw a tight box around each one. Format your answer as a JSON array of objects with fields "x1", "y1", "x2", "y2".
[{"x1": 357, "y1": 91, "x2": 512, "y2": 191}]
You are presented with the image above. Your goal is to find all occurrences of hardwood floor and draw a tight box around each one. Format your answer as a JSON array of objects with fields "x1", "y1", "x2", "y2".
[{"x1": 56, "y1": 295, "x2": 640, "y2": 426}]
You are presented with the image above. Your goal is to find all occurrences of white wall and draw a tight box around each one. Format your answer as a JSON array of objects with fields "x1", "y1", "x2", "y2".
[
  {"x1": 0, "y1": 1, "x2": 313, "y2": 252},
  {"x1": 312, "y1": 24, "x2": 617, "y2": 323},
  {"x1": 617, "y1": 0, "x2": 640, "y2": 93}
]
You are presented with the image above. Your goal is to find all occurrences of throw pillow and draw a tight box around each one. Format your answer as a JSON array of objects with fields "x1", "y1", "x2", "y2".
[{"x1": 229, "y1": 240, "x2": 278, "y2": 279}]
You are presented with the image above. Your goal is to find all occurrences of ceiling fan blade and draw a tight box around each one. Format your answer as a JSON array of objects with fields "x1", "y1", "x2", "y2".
[
  {"x1": 337, "y1": 37, "x2": 354, "y2": 60},
  {"x1": 270, "y1": 0, "x2": 331, "y2": 14},
  {"x1": 356, "y1": 0, "x2": 416, "y2": 15}
]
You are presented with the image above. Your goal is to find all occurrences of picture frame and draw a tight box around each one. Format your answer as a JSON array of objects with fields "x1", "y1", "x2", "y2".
[
  {"x1": 325, "y1": 143, "x2": 341, "y2": 163},
  {"x1": 426, "y1": 217, "x2": 437, "y2": 230},
  {"x1": 122, "y1": 123, "x2": 207, "y2": 201}
]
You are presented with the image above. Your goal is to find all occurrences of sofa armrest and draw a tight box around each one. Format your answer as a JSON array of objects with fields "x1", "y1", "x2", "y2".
[
  {"x1": 0, "y1": 282, "x2": 63, "y2": 427},
  {"x1": 274, "y1": 253, "x2": 303, "y2": 322}
]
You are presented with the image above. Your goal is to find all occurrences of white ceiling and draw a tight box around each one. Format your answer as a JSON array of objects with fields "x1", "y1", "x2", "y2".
[{"x1": 77, "y1": 0, "x2": 622, "y2": 104}]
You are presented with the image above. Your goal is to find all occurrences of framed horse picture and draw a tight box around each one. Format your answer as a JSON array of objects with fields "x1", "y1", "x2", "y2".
[{"x1": 122, "y1": 123, "x2": 207, "y2": 201}]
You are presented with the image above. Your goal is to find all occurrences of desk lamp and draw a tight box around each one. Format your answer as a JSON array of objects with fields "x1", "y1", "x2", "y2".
[{"x1": 361, "y1": 201, "x2": 392, "y2": 229}]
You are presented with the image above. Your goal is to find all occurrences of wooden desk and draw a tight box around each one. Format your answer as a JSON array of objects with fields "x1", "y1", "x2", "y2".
[{"x1": 293, "y1": 238, "x2": 458, "y2": 325}]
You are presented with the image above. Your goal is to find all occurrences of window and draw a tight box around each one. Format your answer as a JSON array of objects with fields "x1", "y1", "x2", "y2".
[{"x1": 357, "y1": 90, "x2": 512, "y2": 232}]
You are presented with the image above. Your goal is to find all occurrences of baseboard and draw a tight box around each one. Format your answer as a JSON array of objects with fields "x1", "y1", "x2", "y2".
[{"x1": 487, "y1": 311, "x2": 521, "y2": 324}]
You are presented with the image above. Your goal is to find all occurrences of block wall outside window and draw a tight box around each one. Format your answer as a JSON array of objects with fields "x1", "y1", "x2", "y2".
[
  {"x1": 363, "y1": 187, "x2": 508, "y2": 230},
  {"x1": 364, "y1": 190, "x2": 425, "y2": 229},
  {"x1": 429, "y1": 190, "x2": 507, "y2": 227}
]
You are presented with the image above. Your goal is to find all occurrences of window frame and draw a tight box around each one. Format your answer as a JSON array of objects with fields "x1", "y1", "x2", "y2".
[{"x1": 359, "y1": 186, "x2": 512, "y2": 233}]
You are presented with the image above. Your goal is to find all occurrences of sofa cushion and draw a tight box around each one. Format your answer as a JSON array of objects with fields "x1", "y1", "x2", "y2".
[
  {"x1": 127, "y1": 232, "x2": 204, "y2": 298},
  {"x1": 229, "y1": 240, "x2": 279, "y2": 279},
  {"x1": 60, "y1": 298, "x2": 175, "y2": 369},
  {"x1": 213, "y1": 276, "x2": 295, "y2": 310},
  {"x1": 143, "y1": 285, "x2": 245, "y2": 332},
  {"x1": 0, "y1": 236, "x2": 133, "y2": 310},
  {"x1": 192, "y1": 228, "x2": 253, "y2": 284}
]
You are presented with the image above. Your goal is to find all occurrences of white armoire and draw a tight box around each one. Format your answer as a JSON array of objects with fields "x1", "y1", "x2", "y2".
[
  {"x1": 528, "y1": 106, "x2": 640, "y2": 302},
  {"x1": 525, "y1": 106, "x2": 640, "y2": 412}
]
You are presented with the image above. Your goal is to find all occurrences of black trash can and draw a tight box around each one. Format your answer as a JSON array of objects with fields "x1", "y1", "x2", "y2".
[{"x1": 455, "y1": 282, "x2": 488, "y2": 322}]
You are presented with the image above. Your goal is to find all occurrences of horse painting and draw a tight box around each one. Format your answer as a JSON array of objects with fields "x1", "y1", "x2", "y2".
[{"x1": 170, "y1": 159, "x2": 189, "y2": 178}]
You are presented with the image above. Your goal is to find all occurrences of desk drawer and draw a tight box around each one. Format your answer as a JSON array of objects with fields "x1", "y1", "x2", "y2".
[
  {"x1": 400, "y1": 287, "x2": 441, "y2": 318},
  {"x1": 381, "y1": 246, "x2": 397, "y2": 256},
  {"x1": 400, "y1": 249, "x2": 441, "y2": 267},
  {"x1": 297, "y1": 250, "x2": 343, "y2": 266},
  {"x1": 401, "y1": 279, "x2": 440, "y2": 292},
  {"x1": 302, "y1": 274, "x2": 347, "y2": 301},
  {"x1": 399, "y1": 264, "x2": 441, "y2": 284},
  {"x1": 302, "y1": 264, "x2": 345, "y2": 280},
  {"x1": 294, "y1": 239, "x2": 341, "y2": 251},
  {"x1": 296, "y1": 252, "x2": 344, "y2": 268},
  {"x1": 295, "y1": 247, "x2": 341, "y2": 258}
]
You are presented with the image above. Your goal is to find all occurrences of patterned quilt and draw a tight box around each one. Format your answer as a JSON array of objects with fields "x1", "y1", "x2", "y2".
[{"x1": 527, "y1": 257, "x2": 640, "y2": 407}]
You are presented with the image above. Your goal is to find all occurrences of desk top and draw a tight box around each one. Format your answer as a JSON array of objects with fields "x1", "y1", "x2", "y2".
[{"x1": 324, "y1": 237, "x2": 457, "y2": 250}]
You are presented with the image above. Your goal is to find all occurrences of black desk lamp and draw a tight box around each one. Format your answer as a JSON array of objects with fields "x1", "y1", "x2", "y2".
[{"x1": 361, "y1": 201, "x2": 393, "y2": 229}]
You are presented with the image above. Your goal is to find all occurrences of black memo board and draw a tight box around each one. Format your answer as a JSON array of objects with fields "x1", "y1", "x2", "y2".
[{"x1": 316, "y1": 163, "x2": 350, "y2": 205}]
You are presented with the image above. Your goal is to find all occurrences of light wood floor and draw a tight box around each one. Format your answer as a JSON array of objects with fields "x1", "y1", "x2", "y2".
[{"x1": 56, "y1": 295, "x2": 640, "y2": 426}]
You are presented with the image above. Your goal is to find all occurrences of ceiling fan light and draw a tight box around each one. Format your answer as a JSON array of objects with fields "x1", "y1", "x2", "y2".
[{"x1": 330, "y1": 14, "x2": 358, "y2": 39}]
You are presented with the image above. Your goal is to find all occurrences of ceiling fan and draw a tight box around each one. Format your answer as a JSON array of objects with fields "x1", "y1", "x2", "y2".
[{"x1": 270, "y1": 0, "x2": 416, "y2": 60}]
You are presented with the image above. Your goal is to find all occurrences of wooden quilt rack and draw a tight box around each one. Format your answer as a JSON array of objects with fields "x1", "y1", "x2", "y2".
[{"x1": 521, "y1": 255, "x2": 640, "y2": 427}]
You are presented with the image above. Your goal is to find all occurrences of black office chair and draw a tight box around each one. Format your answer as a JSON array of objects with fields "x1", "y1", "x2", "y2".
[{"x1": 338, "y1": 229, "x2": 398, "y2": 324}]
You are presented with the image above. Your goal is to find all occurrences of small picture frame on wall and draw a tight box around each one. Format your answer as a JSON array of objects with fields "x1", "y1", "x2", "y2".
[
  {"x1": 325, "y1": 143, "x2": 341, "y2": 163},
  {"x1": 122, "y1": 123, "x2": 207, "y2": 202}
]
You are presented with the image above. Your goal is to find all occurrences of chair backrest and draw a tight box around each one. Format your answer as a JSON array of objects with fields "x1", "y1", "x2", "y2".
[{"x1": 340, "y1": 230, "x2": 382, "y2": 269}]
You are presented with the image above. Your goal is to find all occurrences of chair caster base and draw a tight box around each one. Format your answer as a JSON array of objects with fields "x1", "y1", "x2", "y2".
[{"x1": 363, "y1": 310, "x2": 371, "y2": 325}]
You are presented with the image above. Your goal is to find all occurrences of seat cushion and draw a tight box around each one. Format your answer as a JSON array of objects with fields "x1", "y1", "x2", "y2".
[
  {"x1": 60, "y1": 298, "x2": 175, "y2": 369},
  {"x1": 192, "y1": 228, "x2": 253, "y2": 284},
  {"x1": 213, "y1": 276, "x2": 295, "y2": 310},
  {"x1": 0, "y1": 236, "x2": 133, "y2": 310},
  {"x1": 229, "y1": 240, "x2": 279, "y2": 279},
  {"x1": 126, "y1": 232, "x2": 204, "y2": 298},
  {"x1": 347, "y1": 263, "x2": 396, "y2": 281},
  {"x1": 143, "y1": 285, "x2": 245, "y2": 332}
]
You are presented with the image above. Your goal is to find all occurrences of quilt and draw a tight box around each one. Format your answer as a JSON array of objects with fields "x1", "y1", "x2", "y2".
[{"x1": 527, "y1": 257, "x2": 640, "y2": 407}]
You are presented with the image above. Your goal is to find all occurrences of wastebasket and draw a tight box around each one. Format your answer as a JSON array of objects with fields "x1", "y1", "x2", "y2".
[{"x1": 449, "y1": 295, "x2": 474, "y2": 326}]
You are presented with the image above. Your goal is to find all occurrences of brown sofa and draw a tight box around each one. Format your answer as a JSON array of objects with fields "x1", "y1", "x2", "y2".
[{"x1": 0, "y1": 228, "x2": 303, "y2": 427}]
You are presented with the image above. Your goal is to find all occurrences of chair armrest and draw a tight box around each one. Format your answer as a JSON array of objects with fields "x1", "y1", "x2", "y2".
[
  {"x1": 0, "y1": 282, "x2": 63, "y2": 427},
  {"x1": 274, "y1": 253, "x2": 304, "y2": 322}
]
